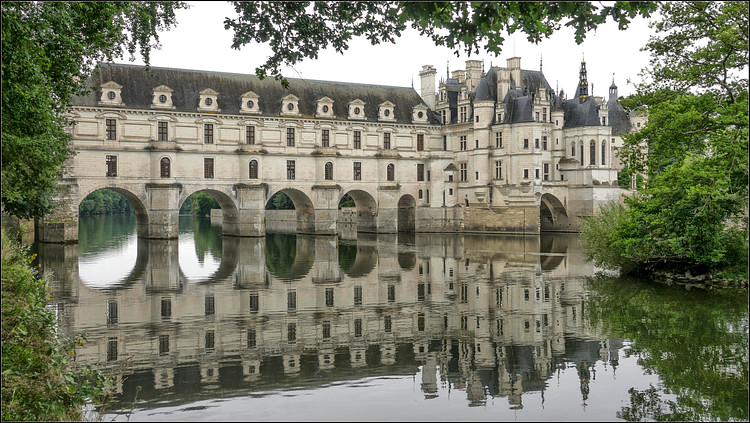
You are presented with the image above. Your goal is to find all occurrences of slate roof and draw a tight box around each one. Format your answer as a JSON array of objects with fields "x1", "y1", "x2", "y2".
[{"x1": 73, "y1": 63, "x2": 438, "y2": 124}]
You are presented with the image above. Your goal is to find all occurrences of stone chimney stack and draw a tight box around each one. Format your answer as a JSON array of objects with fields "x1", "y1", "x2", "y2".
[
  {"x1": 465, "y1": 60, "x2": 482, "y2": 91},
  {"x1": 507, "y1": 57, "x2": 521, "y2": 89},
  {"x1": 419, "y1": 65, "x2": 437, "y2": 110}
]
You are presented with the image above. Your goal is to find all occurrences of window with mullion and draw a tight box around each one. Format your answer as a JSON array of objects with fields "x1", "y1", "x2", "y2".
[
  {"x1": 321, "y1": 129, "x2": 329, "y2": 147},
  {"x1": 158, "y1": 121, "x2": 168, "y2": 141},
  {"x1": 353, "y1": 130, "x2": 361, "y2": 149},
  {"x1": 417, "y1": 134, "x2": 424, "y2": 151},
  {"x1": 286, "y1": 127, "x2": 295, "y2": 146},
  {"x1": 105, "y1": 119, "x2": 116, "y2": 140},
  {"x1": 246, "y1": 126, "x2": 255, "y2": 144},
  {"x1": 383, "y1": 132, "x2": 391, "y2": 149},
  {"x1": 204, "y1": 123, "x2": 214, "y2": 144},
  {"x1": 353, "y1": 162, "x2": 361, "y2": 181}
]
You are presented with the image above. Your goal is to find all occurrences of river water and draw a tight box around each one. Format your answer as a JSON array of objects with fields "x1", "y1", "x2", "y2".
[{"x1": 36, "y1": 214, "x2": 748, "y2": 422}]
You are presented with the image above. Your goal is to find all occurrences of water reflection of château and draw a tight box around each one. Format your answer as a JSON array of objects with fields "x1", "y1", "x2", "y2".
[{"x1": 40, "y1": 232, "x2": 621, "y2": 409}]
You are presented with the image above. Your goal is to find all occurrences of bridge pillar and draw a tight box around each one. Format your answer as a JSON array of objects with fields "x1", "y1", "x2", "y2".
[
  {"x1": 234, "y1": 184, "x2": 266, "y2": 236},
  {"x1": 36, "y1": 179, "x2": 79, "y2": 243},
  {"x1": 376, "y1": 186, "x2": 399, "y2": 233},
  {"x1": 311, "y1": 185, "x2": 339, "y2": 235},
  {"x1": 145, "y1": 183, "x2": 181, "y2": 239},
  {"x1": 143, "y1": 238, "x2": 181, "y2": 292}
]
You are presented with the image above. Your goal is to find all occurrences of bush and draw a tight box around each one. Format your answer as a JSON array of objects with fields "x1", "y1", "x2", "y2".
[{"x1": 1, "y1": 229, "x2": 111, "y2": 421}]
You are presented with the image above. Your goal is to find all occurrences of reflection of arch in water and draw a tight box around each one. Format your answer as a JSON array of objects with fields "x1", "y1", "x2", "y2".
[
  {"x1": 266, "y1": 188, "x2": 315, "y2": 234},
  {"x1": 338, "y1": 239, "x2": 377, "y2": 278},
  {"x1": 539, "y1": 233, "x2": 571, "y2": 271},
  {"x1": 78, "y1": 186, "x2": 149, "y2": 237},
  {"x1": 397, "y1": 194, "x2": 416, "y2": 232},
  {"x1": 265, "y1": 233, "x2": 314, "y2": 281},
  {"x1": 341, "y1": 189, "x2": 378, "y2": 233},
  {"x1": 180, "y1": 235, "x2": 240, "y2": 285},
  {"x1": 540, "y1": 193, "x2": 570, "y2": 232},
  {"x1": 179, "y1": 188, "x2": 240, "y2": 237}
]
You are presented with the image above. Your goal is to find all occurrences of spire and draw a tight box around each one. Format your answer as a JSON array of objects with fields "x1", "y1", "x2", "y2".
[
  {"x1": 446, "y1": 60, "x2": 450, "y2": 80},
  {"x1": 609, "y1": 72, "x2": 618, "y2": 99},
  {"x1": 540, "y1": 53, "x2": 543, "y2": 73},
  {"x1": 577, "y1": 55, "x2": 589, "y2": 104}
]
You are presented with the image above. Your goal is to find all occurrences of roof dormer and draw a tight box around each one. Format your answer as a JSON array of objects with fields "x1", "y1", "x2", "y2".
[
  {"x1": 240, "y1": 91, "x2": 261, "y2": 114},
  {"x1": 316, "y1": 96, "x2": 335, "y2": 118},
  {"x1": 99, "y1": 81, "x2": 124, "y2": 106},
  {"x1": 412, "y1": 104, "x2": 429, "y2": 124},
  {"x1": 281, "y1": 94, "x2": 300, "y2": 116},
  {"x1": 151, "y1": 85, "x2": 175, "y2": 109},
  {"x1": 197, "y1": 88, "x2": 220, "y2": 112},
  {"x1": 348, "y1": 99, "x2": 366, "y2": 120},
  {"x1": 378, "y1": 101, "x2": 395, "y2": 122}
]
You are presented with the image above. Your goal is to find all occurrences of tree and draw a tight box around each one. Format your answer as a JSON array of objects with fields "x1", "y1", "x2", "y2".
[
  {"x1": 1, "y1": 1, "x2": 186, "y2": 219},
  {"x1": 582, "y1": 1, "x2": 748, "y2": 277},
  {"x1": 223, "y1": 1, "x2": 658, "y2": 87}
]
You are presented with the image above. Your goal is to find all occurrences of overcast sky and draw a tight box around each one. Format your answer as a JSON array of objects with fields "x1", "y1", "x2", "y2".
[{"x1": 118, "y1": 1, "x2": 657, "y2": 99}]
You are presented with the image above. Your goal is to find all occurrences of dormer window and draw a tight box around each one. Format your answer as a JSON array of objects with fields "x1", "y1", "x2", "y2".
[
  {"x1": 152, "y1": 85, "x2": 175, "y2": 109},
  {"x1": 197, "y1": 88, "x2": 220, "y2": 112},
  {"x1": 240, "y1": 91, "x2": 261, "y2": 114},
  {"x1": 412, "y1": 105, "x2": 429, "y2": 124},
  {"x1": 281, "y1": 94, "x2": 300, "y2": 116},
  {"x1": 316, "y1": 96, "x2": 335, "y2": 118},
  {"x1": 378, "y1": 101, "x2": 395, "y2": 122},
  {"x1": 99, "y1": 81, "x2": 124, "y2": 106},
  {"x1": 348, "y1": 99, "x2": 366, "y2": 120}
]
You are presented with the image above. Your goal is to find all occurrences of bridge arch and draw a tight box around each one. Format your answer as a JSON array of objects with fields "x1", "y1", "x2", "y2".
[
  {"x1": 179, "y1": 187, "x2": 240, "y2": 236},
  {"x1": 540, "y1": 193, "x2": 570, "y2": 232},
  {"x1": 78, "y1": 185, "x2": 150, "y2": 237},
  {"x1": 341, "y1": 188, "x2": 378, "y2": 233},
  {"x1": 266, "y1": 187, "x2": 316, "y2": 234}
]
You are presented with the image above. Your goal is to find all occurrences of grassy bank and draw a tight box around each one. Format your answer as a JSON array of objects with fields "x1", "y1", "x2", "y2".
[{"x1": 1, "y1": 228, "x2": 109, "y2": 421}]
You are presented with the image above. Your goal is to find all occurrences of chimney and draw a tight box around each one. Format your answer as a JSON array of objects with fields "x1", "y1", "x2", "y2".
[
  {"x1": 507, "y1": 57, "x2": 521, "y2": 89},
  {"x1": 419, "y1": 65, "x2": 437, "y2": 110}
]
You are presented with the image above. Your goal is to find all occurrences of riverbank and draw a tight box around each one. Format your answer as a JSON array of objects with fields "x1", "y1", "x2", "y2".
[{"x1": 1, "y1": 228, "x2": 109, "y2": 420}]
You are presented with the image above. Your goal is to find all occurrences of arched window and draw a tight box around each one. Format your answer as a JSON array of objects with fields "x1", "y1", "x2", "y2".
[
  {"x1": 160, "y1": 157, "x2": 170, "y2": 178},
  {"x1": 571, "y1": 142, "x2": 576, "y2": 157},
  {"x1": 590, "y1": 141, "x2": 596, "y2": 165},
  {"x1": 601, "y1": 141, "x2": 606, "y2": 165},
  {"x1": 324, "y1": 162, "x2": 333, "y2": 180},
  {"x1": 249, "y1": 159, "x2": 258, "y2": 179},
  {"x1": 386, "y1": 163, "x2": 395, "y2": 181}
]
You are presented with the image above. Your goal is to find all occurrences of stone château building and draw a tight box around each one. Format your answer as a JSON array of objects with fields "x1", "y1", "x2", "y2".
[{"x1": 44, "y1": 55, "x2": 646, "y2": 241}]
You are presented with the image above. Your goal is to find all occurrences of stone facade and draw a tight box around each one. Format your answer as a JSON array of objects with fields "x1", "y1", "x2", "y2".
[{"x1": 39, "y1": 56, "x2": 645, "y2": 242}]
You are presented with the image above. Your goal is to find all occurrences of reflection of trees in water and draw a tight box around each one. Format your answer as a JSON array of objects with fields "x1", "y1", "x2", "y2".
[
  {"x1": 265, "y1": 233, "x2": 297, "y2": 278},
  {"x1": 189, "y1": 216, "x2": 222, "y2": 262},
  {"x1": 78, "y1": 214, "x2": 137, "y2": 255},
  {"x1": 586, "y1": 275, "x2": 749, "y2": 422},
  {"x1": 338, "y1": 240, "x2": 357, "y2": 273}
]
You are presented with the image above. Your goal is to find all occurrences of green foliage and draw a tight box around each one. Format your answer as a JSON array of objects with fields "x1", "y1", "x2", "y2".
[
  {"x1": 181, "y1": 192, "x2": 220, "y2": 217},
  {"x1": 266, "y1": 191, "x2": 295, "y2": 210},
  {"x1": 338, "y1": 193, "x2": 355, "y2": 208},
  {"x1": 1, "y1": 229, "x2": 112, "y2": 421},
  {"x1": 1, "y1": 1, "x2": 186, "y2": 219},
  {"x1": 224, "y1": 1, "x2": 657, "y2": 87},
  {"x1": 583, "y1": 1, "x2": 749, "y2": 277},
  {"x1": 190, "y1": 216, "x2": 223, "y2": 262},
  {"x1": 79, "y1": 189, "x2": 134, "y2": 216},
  {"x1": 265, "y1": 233, "x2": 297, "y2": 278},
  {"x1": 585, "y1": 275, "x2": 749, "y2": 421}
]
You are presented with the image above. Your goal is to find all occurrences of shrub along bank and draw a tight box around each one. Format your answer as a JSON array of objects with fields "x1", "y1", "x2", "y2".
[{"x1": 1, "y1": 228, "x2": 110, "y2": 420}]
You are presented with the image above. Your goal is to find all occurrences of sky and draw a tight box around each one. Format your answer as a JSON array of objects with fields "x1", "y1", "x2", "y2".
[{"x1": 118, "y1": 1, "x2": 658, "y2": 99}]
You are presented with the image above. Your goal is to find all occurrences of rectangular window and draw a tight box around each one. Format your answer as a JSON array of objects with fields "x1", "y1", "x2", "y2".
[
  {"x1": 384, "y1": 315, "x2": 392, "y2": 333},
  {"x1": 247, "y1": 329, "x2": 256, "y2": 348},
  {"x1": 542, "y1": 136, "x2": 548, "y2": 150},
  {"x1": 353, "y1": 131, "x2": 361, "y2": 149},
  {"x1": 105, "y1": 155, "x2": 117, "y2": 177},
  {"x1": 460, "y1": 163, "x2": 467, "y2": 182},
  {"x1": 535, "y1": 138, "x2": 540, "y2": 148},
  {"x1": 383, "y1": 132, "x2": 391, "y2": 149},
  {"x1": 106, "y1": 300, "x2": 118, "y2": 325},
  {"x1": 417, "y1": 164, "x2": 425, "y2": 181},
  {"x1": 107, "y1": 338, "x2": 118, "y2": 361},
  {"x1": 287, "y1": 160, "x2": 295, "y2": 180},
  {"x1": 287, "y1": 323, "x2": 296, "y2": 342},
  {"x1": 418, "y1": 283, "x2": 425, "y2": 301},
  {"x1": 205, "y1": 331, "x2": 215, "y2": 349},
  {"x1": 105, "y1": 119, "x2": 116, "y2": 140},
  {"x1": 354, "y1": 285, "x2": 363, "y2": 306},
  {"x1": 161, "y1": 298, "x2": 171, "y2": 318},
  {"x1": 427, "y1": 170, "x2": 431, "y2": 181},
  {"x1": 387, "y1": 285, "x2": 395, "y2": 302},
  {"x1": 495, "y1": 160, "x2": 503, "y2": 180},
  {"x1": 287, "y1": 290, "x2": 297, "y2": 311},
  {"x1": 535, "y1": 111, "x2": 540, "y2": 121},
  {"x1": 325, "y1": 288, "x2": 334, "y2": 307},
  {"x1": 543, "y1": 107, "x2": 547, "y2": 122},
  {"x1": 158, "y1": 121, "x2": 168, "y2": 141},
  {"x1": 353, "y1": 162, "x2": 361, "y2": 181},
  {"x1": 204, "y1": 123, "x2": 214, "y2": 144},
  {"x1": 159, "y1": 334, "x2": 169, "y2": 355},
  {"x1": 286, "y1": 127, "x2": 295, "y2": 146},
  {"x1": 524, "y1": 169, "x2": 529, "y2": 179},
  {"x1": 205, "y1": 296, "x2": 215, "y2": 315},
  {"x1": 496, "y1": 132, "x2": 503, "y2": 148},
  {"x1": 417, "y1": 134, "x2": 424, "y2": 151},
  {"x1": 204, "y1": 158, "x2": 214, "y2": 178},
  {"x1": 543, "y1": 163, "x2": 549, "y2": 181},
  {"x1": 322, "y1": 321, "x2": 331, "y2": 339},
  {"x1": 354, "y1": 318, "x2": 362, "y2": 337},
  {"x1": 460, "y1": 135, "x2": 467, "y2": 151},
  {"x1": 443, "y1": 135, "x2": 447, "y2": 151},
  {"x1": 321, "y1": 129, "x2": 329, "y2": 147},
  {"x1": 524, "y1": 138, "x2": 529, "y2": 149},
  {"x1": 535, "y1": 168, "x2": 540, "y2": 179},
  {"x1": 249, "y1": 294, "x2": 259, "y2": 313},
  {"x1": 246, "y1": 126, "x2": 255, "y2": 144}
]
